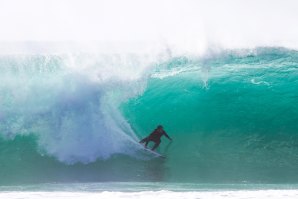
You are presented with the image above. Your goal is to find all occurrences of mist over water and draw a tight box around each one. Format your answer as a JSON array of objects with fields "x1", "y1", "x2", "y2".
[{"x1": 1, "y1": 0, "x2": 298, "y2": 53}]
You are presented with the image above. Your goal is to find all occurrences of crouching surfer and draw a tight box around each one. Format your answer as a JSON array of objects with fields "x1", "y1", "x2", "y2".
[{"x1": 139, "y1": 125, "x2": 172, "y2": 151}]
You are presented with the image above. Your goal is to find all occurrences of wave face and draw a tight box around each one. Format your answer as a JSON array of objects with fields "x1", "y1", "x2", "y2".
[{"x1": 1, "y1": 47, "x2": 298, "y2": 184}]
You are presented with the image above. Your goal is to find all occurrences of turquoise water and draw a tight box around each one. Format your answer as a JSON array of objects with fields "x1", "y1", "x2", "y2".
[{"x1": 1, "y1": 47, "x2": 298, "y2": 185}]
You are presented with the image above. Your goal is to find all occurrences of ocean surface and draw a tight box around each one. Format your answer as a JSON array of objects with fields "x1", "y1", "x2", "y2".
[
  {"x1": 1, "y1": 182, "x2": 298, "y2": 199},
  {"x1": 1, "y1": 47, "x2": 298, "y2": 197}
]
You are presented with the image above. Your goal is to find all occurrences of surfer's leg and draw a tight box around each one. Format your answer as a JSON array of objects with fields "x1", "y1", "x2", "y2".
[
  {"x1": 139, "y1": 137, "x2": 148, "y2": 144},
  {"x1": 140, "y1": 137, "x2": 150, "y2": 148},
  {"x1": 151, "y1": 140, "x2": 161, "y2": 151},
  {"x1": 144, "y1": 140, "x2": 149, "y2": 148}
]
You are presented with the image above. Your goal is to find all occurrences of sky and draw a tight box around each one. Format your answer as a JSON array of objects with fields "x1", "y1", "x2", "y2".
[{"x1": 0, "y1": 0, "x2": 298, "y2": 52}]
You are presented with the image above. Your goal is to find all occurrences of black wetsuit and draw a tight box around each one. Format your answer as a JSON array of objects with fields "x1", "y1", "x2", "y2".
[{"x1": 139, "y1": 128, "x2": 171, "y2": 151}]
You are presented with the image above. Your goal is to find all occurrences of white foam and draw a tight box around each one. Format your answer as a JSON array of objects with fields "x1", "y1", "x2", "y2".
[
  {"x1": 2, "y1": 190, "x2": 298, "y2": 199},
  {"x1": 0, "y1": 53, "x2": 156, "y2": 163}
]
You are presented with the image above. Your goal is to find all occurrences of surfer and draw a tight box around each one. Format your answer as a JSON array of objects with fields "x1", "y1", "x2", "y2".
[{"x1": 139, "y1": 125, "x2": 172, "y2": 151}]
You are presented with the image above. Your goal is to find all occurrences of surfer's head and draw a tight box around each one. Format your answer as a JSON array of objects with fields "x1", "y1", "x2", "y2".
[{"x1": 157, "y1": 125, "x2": 163, "y2": 129}]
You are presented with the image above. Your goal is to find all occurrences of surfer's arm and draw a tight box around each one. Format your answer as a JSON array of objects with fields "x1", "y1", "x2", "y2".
[{"x1": 163, "y1": 131, "x2": 172, "y2": 141}]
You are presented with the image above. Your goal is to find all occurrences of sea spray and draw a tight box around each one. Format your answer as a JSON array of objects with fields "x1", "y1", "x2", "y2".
[{"x1": 0, "y1": 53, "x2": 153, "y2": 164}]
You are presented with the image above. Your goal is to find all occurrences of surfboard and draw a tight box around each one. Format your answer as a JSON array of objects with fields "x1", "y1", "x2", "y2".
[{"x1": 142, "y1": 146, "x2": 166, "y2": 158}]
